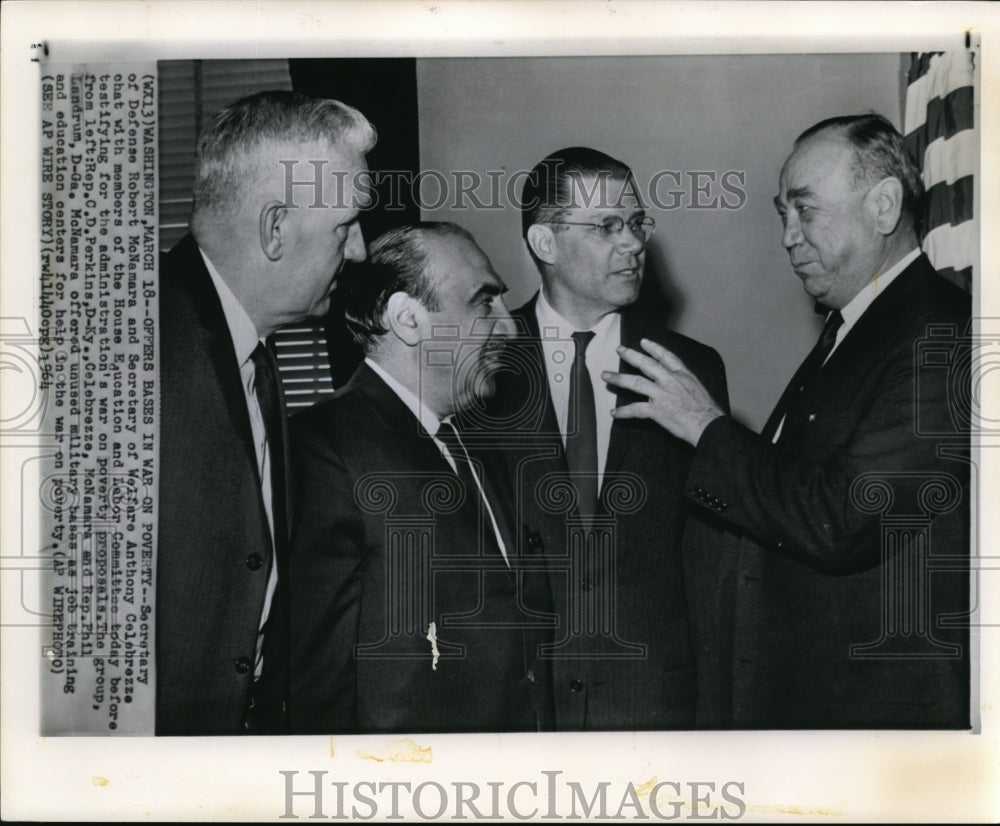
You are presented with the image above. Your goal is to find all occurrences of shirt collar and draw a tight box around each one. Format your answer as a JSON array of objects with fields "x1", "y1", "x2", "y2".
[
  {"x1": 839, "y1": 247, "x2": 921, "y2": 330},
  {"x1": 364, "y1": 357, "x2": 444, "y2": 437},
  {"x1": 536, "y1": 289, "x2": 620, "y2": 343},
  {"x1": 201, "y1": 248, "x2": 262, "y2": 364}
]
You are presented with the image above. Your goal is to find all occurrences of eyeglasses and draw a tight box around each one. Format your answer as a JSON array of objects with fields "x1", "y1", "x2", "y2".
[{"x1": 542, "y1": 215, "x2": 656, "y2": 241}]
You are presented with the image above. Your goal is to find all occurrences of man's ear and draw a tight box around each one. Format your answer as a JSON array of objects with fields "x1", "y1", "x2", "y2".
[
  {"x1": 259, "y1": 200, "x2": 287, "y2": 261},
  {"x1": 526, "y1": 223, "x2": 558, "y2": 265},
  {"x1": 869, "y1": 177, "x2": 904, "y2": 236},
  {"x1": 385, "y1": 291, "x2": 425, "y2": 347}
]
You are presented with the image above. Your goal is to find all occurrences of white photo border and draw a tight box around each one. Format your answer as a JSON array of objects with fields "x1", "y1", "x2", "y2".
[{"x1": 2, "y1": 1, "x2": 998, "y2": 822}]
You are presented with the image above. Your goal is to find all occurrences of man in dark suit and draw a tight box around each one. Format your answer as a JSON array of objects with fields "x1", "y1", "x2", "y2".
[
  {"x1": 606, "y1": 114, "x2": 970, "y2": 728},
  {"x1": 157, "y1": 91, "x2": 376, "y2": 734},
  {"x1": 480, "y1": 147, "x2": 729, "y2": 730},
  {"x1": 288, "y1": 222, "x2": 554, "y2": 734}
]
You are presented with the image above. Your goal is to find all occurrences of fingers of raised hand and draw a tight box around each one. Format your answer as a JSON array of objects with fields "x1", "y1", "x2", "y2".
[
  {"x1": 615, "y1": 344, "x2": 673, "y2": 384},
  {"x1": 609, "y1": 401, "x2": 651, "y2": 420},
  {"x1": 602, "y1": 370, "x2": 657, "y2": 398},
  {"x1": 638, "y1": 337, "x2": 685, "y2": 371}
]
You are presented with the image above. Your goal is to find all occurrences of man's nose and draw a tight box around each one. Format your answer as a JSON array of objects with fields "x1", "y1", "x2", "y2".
[
  {"x1": 344, "y1": 221, "x2": 367, "y2": 263},
  {"x1": 782, "y1": 214, "x2": 803, "y2": 249},
  {"x1": 494, "y1": 300, "x2": 516, "y2": 339},
  {"x1": 616, "y1": 224, "x2": 646, "y2": 254}
]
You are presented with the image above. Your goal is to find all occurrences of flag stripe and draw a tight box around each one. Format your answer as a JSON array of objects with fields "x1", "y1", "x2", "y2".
[
  {"x1": 907, "y1": 51, "x2": 942, "y2": 85},
  {"x1": 922, "y1": 220, "x2": 977, "y2": 275},
  {"x1": 924, "y1": 175, "x2": 974, "y2": 234},
  {"x1": 905, "y1": 50, "x2": 976, "y2": 295},
  {"x1": 904, "y1": 51, "x2": 975, "y2": 132},
  {"x1": 903, "y1": 85, "x2": 974, "y2": 164},
  {"x1": 935, "y1": 266, "x2": 973, "y2": 293},
  {"x1": 921, "y1": 127, "x2": 978, "y2": 186}
]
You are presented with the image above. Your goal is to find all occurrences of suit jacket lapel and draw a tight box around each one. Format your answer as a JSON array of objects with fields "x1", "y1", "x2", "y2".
[
  {"x1": 513, "y1": 299, "x2": 565, "y2": 444},
  {"x1": 821, "y1": 254, "x2": 936, "y2": 376},
  {"x1": 349, "y1": 362, "x2": 448, "y2": 467},
  {"x1": 765, "y1": 254, "x2": 939, "y2": 438},
  {"x1": 604, "y1": 308, "x2": 647, "y2": 478},
  {"x1": 170, "y1": 235, "x2": 260, "y2": 485},
  {"x1": 352, "y1": 362, "x2": 516, "y2": 562}
]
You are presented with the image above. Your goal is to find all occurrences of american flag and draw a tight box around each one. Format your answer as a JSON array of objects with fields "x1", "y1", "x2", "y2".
[{"x1": 903, "y1": 50, "x2": 978, "y2": 293}]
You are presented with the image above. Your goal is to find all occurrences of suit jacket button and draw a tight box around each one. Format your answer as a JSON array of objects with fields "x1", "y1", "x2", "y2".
[
  {"x1": 569, "y1": 679, "x2": 584, "y2": 693},
  {"x1": 235, "y1": 656, "x2": 252, "y2": 675},
  {"x1": 526, "y1": 531, "x2": 543, "y2": 550},
  {"x1": 526, "y1": 669, "x2": 536, "y2": 684},
  {"x1": 245, "y1": 553, "x2": 264, "y2": 571}
]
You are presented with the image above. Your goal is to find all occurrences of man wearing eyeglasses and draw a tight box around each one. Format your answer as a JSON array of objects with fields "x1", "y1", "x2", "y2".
[{"x1": 479, "y1": 147, "x2": 729, "y2": 730}]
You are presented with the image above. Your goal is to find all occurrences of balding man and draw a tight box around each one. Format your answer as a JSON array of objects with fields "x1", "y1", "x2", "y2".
[
  {"x1": 606, "y1": 114, "x2": 970, "y2": 728},
  {"x1": 158, "y1": 91, "x2": 375, "y2": 734},
  {"x1": 288, "y1": 222, "x2": 553, "y2": 733}
]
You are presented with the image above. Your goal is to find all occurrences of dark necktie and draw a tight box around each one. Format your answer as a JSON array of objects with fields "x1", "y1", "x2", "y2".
[
  {"x1": 247, "y1": 341, "x2": 287, "y2": 731},
  {"x1": 437, "y1": 420, "x2": 503, "y2": 557},
  {"x1": 565, "y1": 330, "x2": 598, "y2": 520},
  {"x1": 762, "y1": 310, "x2": 844, "y2": 443},
  {"x1": 250, "y1": 341, "x2": 287, "y2": 545}
]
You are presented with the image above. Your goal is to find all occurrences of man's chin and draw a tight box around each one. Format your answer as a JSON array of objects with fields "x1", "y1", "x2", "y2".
[
  {"x1": 309, "y1": 296, "x2": 333, "y2": 318},
  {"x1": 457, "y1": 373, "x2": 498, "y2": 412}
]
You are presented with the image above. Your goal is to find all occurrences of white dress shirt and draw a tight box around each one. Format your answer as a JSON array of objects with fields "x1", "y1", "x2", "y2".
[
  {"x1": 364, "y1": 358, "x2": 509, "y2": 564},
  {"x1": 201, "y1": 250, "x2": 277, "y2": 675},
  {"x1": 535, "y1": 290, "x2": 620, "y2": 490}
]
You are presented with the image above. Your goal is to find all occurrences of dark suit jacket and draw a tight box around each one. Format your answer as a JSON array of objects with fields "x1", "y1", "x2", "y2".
[
  {"x1": 157, "y1": 234, "x2": 289, "y2": 735},
  {"x1": 685, "y1": 255, "x2": 970, "y2": 728},
  {"x1": 479, "y1": 296, "x2": 729, "y2": 730},
  {"x1": 287, "y1": 362, "x2": 554, "y2": 733}
]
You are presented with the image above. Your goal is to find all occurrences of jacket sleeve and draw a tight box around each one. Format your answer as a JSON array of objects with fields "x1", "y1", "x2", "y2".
[{"x1": 685, "y1": 335, "x2": 964, "y2": 574}]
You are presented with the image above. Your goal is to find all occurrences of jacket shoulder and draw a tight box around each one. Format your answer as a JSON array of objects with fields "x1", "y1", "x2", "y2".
[
  {"x1": 627, "y1": 311, "x2": 723, "y2": 369},
  {"x1": 290, "y1": 385, "x2": 367, "y2": 445}
]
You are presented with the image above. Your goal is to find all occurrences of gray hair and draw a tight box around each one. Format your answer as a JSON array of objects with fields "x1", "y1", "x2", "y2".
[
  {"x1": 191, "y1": 90, "x2": 377, "y2": 221},
  {"x1": 796, "y1": 113, "x2": 925, "y2": 233}
]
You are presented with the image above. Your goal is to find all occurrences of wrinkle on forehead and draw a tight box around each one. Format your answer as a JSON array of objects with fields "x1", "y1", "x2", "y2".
[{"x1": 780, "y1": 137, "x2": 856, "y2": 194}]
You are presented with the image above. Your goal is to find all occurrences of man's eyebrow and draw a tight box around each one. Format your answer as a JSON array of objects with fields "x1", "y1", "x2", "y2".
[
  {"x1": 774, "y1": 187, "x2": 815, "y2": 210},
  {"x1": 471, "y1": 281, "x2": 506, "y2": 301}
]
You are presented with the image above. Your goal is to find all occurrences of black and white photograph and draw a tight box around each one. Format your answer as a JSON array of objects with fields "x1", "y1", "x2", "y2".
[{"x1": 1, "y1": 0, "x2": 998, "y2": 821}]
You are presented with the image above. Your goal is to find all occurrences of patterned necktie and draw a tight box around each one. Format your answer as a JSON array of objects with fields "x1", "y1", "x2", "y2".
[
  {"x1": 763, "y1": 310, "x2": 844, "y2": 443},
  {"x1": 565, "y1": 330, "x2": 598, "y2": 520}
]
